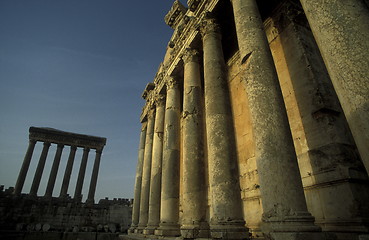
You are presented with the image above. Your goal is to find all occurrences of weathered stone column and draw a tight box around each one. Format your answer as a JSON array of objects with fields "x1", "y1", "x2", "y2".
[
  {"x1": 14, "y1": 139, "x2": 37, "y2": 195},
  {"x1": 231, "y1": 0, "x2": 321, "y2": 238},
  {"x1": 136, "y1": 107, "x2": 155, "y2": 233},
  {"x1": 155, "y1": 77, "x2": 181, "y2": 237},
  {"x1": 45, "y1": 144, "x2": 64, "y2": 198},
  {"x1": 180, "y1": 48, "x2": 208, "y2": 238},
  {"x1": 298, "y1": 0, "x2": 369, "y2": 174},
  {"x1": 86, "y1": 147, "x2": 103, "y2": 204},
  {"x1": 144, "y1": 95, "x2": 165, "y2": 235},
  {"x1": 60, "y1": 146, "x2": 77, "y2": 198},
  {"x1": 129, "y1": 124, "x2": 147, "y2": 233},
  {"x1": 74, "y1": 147, "x2": 90, "y2": 201},
  {"x1": 200, "y1": 16, "x2": 248, "y2": 239},
  {"x1": 30, "y1": 142, "x2": 51, "y2": 196}
]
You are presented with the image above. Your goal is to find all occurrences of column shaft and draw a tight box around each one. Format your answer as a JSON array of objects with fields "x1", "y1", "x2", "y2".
[
  {"x1": 60, "y1": 146, "x2": 77, "y2": 198},
  {"x1": 137, "y1": 108, "x2": 155, "y2": 232},
  {"x1": 74, "y1": 147, "x2": 90, "y2": 201},
  {"x1": 14, "y1": 140, "x2": 37, "y2": 195},
  {"x1": 129, "y1": 124, "x2": 147, "y2": 233},
  {"x1": 231, "y1": 0, "x2": 321, "y2": 238},
  {"x1": 201, "y1": 17, "x2": 248, "y2": 239},
  {"x1": 180, "y1": 48, "x2": 208, "y2": 238},
  {"x1": 45, "y1": 144, "x2": 64, "y2": 197},
  {"x1": 299, "y1": 0, "x2": 369, "y2": 174},
  {"x1": 87, "y1": 148, "x2": 103, "y2": 204},
  {"x1": 145, "y1": 96, "x2": 165, "y2": 235},
  {"x1": 30, "y1": 142, "x2": 51, "y2": 196},
  {"x1": 155, "y1": 77, "x2": 181, "y2": 237}
]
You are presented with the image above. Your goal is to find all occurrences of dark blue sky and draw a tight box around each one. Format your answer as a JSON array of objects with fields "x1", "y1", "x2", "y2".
[{"x1": 0, "y1": 1, "x2": 179, "y2": 200}]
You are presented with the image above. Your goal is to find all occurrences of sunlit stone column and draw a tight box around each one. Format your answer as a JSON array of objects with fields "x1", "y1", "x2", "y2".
[
  {"x1": 60, "y1": 146, "x2": 77, "y2": 198},
  {"x1": 155, "y1": 77, "x2": 181, "y2": 237},
  {"x1": 129, "y1": 124, "x2": 147, "y2": 234},
  {"x1": 231, "y1": 1, "x2": 322, "y2": 238},
  {"x1": 299, "y1": 0, "x2": 369, "y2": 174},
  {"x1": 45, "y1": 144, "x2": 64, "y2": 198},
  {"x1": 74, "y1": 147, "x2": 90, "y2": 201},
  {"x1": 200, "y1": 16, "x2": 248, "y2": 239},
  {"x1": 30, "y1": 142, "x2": 51, "y2": 196},
  {"x1": 137, "y1": 107, "x2": 156, "y2": 233},
  {"x1": 180, "y1": 48, "x2": 208, "y2": 238},
  {"x1": 144, "y1": 95, "x2": 166, "y2": 235},
  {"x1": 86, "y1": 147, "x2": 103, "y2": 204},
  {"x1": 14, "y1": 139, "x2": 37, "y2": 195}
]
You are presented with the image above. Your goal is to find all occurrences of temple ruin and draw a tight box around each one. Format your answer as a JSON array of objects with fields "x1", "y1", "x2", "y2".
[
  {"x1": 126, "y1": 0, "x2": 369, "y2": 240},
  {"x1": 0, "y1": 127, "x2": 132, "y2": 240},
  {"x1": 14, "y1": 126, "x2": 107, "y2": 204}
]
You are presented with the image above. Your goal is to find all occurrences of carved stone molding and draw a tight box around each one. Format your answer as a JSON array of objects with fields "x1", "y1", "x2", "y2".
[
  {"x1": 165, "y1": 0, "x2": 188, "y2": 29},
  {"x1": 182, "y1": 48, "x2": 200, "y2": 64},
  {"x1": 187, "y1": 0, "x2": 201, "y2": 12}
]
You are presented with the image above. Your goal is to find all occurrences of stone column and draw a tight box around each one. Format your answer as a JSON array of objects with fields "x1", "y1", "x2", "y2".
[
  {"x1": 74, "y1": 147, "x2": 90, "y2": 201},
  {"x1": 155, "y1": 77, "x2": 181, "y2": 237},
  {"x1": 30, "y1": 142, "x2": 51, "y2": 196},
  {"x1": 298, "y1": 0, "x2": 369, "y2": 174},
  {"x1": 144, "y1": 95, "x2": 165, "y2": 235},
  {"x1": 129, "y1": 124, "x2": 147, "y2": 233},
  {"x1": 60, "y1": 146, "x2": 77, "y2": 198},
  {"x1": 86, "y1": 147, "x2": 103, "y2": 204},
  {"x1": 14, "y1": 139, "x2": 37, "y2": 195},
  {"x1": 180, "y1": 48, "x2": 208, "y2": 238},
  {"x1": 45, "y1": 144, "x2": 64, "y2": 198},
  {"x1": 231, "y1": 0, "x2": 321, "y2": 238},
  {"x1": 136, "y1": 107, "x2": 155, "y2": 233},
  {"x1": 200, "y1": 16, "x2": 248, "y2": 239}
]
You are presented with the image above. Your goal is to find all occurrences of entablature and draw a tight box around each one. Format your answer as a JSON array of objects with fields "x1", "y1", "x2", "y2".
[
  {"x1": 29, "y1": 127, "x2": 106, "y2": 150},
  {"x1": 165, "y1": 0, "x2": 188, "y2": 29}
]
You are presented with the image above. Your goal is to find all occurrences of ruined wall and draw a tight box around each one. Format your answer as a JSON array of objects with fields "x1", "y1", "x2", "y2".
[{"x1": 0, "y1": 189, "x2": 132, "y2": 236}]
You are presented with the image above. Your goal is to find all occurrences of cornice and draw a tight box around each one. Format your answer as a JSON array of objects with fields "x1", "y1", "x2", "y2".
[{"x1": 165, "y1": 0, "x2": 188, "y2": 29}]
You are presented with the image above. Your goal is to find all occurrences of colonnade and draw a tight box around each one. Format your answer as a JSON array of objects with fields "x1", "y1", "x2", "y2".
[
  {"x1": 129, "y1": 0, "x2": 369, "y2": 239},
  {"x1": 14, "y1": 127, "x2": 106, "y2": 204}
]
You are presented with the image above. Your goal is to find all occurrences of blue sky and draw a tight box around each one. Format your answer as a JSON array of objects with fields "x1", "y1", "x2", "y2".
[{"x1": 0, "y1": 1, "x2": 179, "y2": 201}]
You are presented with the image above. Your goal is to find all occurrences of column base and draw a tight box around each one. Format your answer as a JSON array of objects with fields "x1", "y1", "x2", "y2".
[
  {"x1": 265, "y1": 232, "x2": 328, "y2": 240},
  {"x1": 135, "y1": 225, "x2": 146, "y2": 234},
  {"x1": 86, "y1": 198, "x2": 94, "y2": 205},
  {"x1": 210, "y1": 221, "x2": 249, "y2": 240},
  {"x1": 127, "y1": 226, "x2": 136, "y2": 235},
  {"x1": 181, "y1": 223, "x2": 210, "y2": 239},
  {"x1": 262, "y1": 212, "x2": 321, "y2": 233},
  {"x1": 155, "y1": 223, "x2": 181, "y2": 237},
  {"x1": 143, "y1": 225, "x2": 158, "y2": 235}
]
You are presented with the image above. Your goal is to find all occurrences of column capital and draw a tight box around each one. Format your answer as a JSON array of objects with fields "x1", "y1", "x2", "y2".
[
  {"x1": 200, "y1": 13, "x2": 221, "y2": 37},
  {"x1": 166, "y1": 77, "x2": 180, "y2": 90},
  {"x1": 96, "y1": 147, "x2": 103, "y2": 154},
  {"x1": 154, "y1": 94, "x2": 166, "y2": 107},
  {"x1": 70, "y1": 145, "x2": 77, "y2": 151},
  {"x1": 57, "y1": 144, "x2": 65, "y2": 149},
  {"x1": 147, "y1": 107, "x2": 156, "y2": 119},
  {"x1": 43, "y1": 142, "x2": 51, "y2": 147},
  {"x1": 182, "y1": 48, "x2": 200, "y2": 64},
  {"x1": 83, "y1": 147, "x2": 90, "y2": 153}
]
